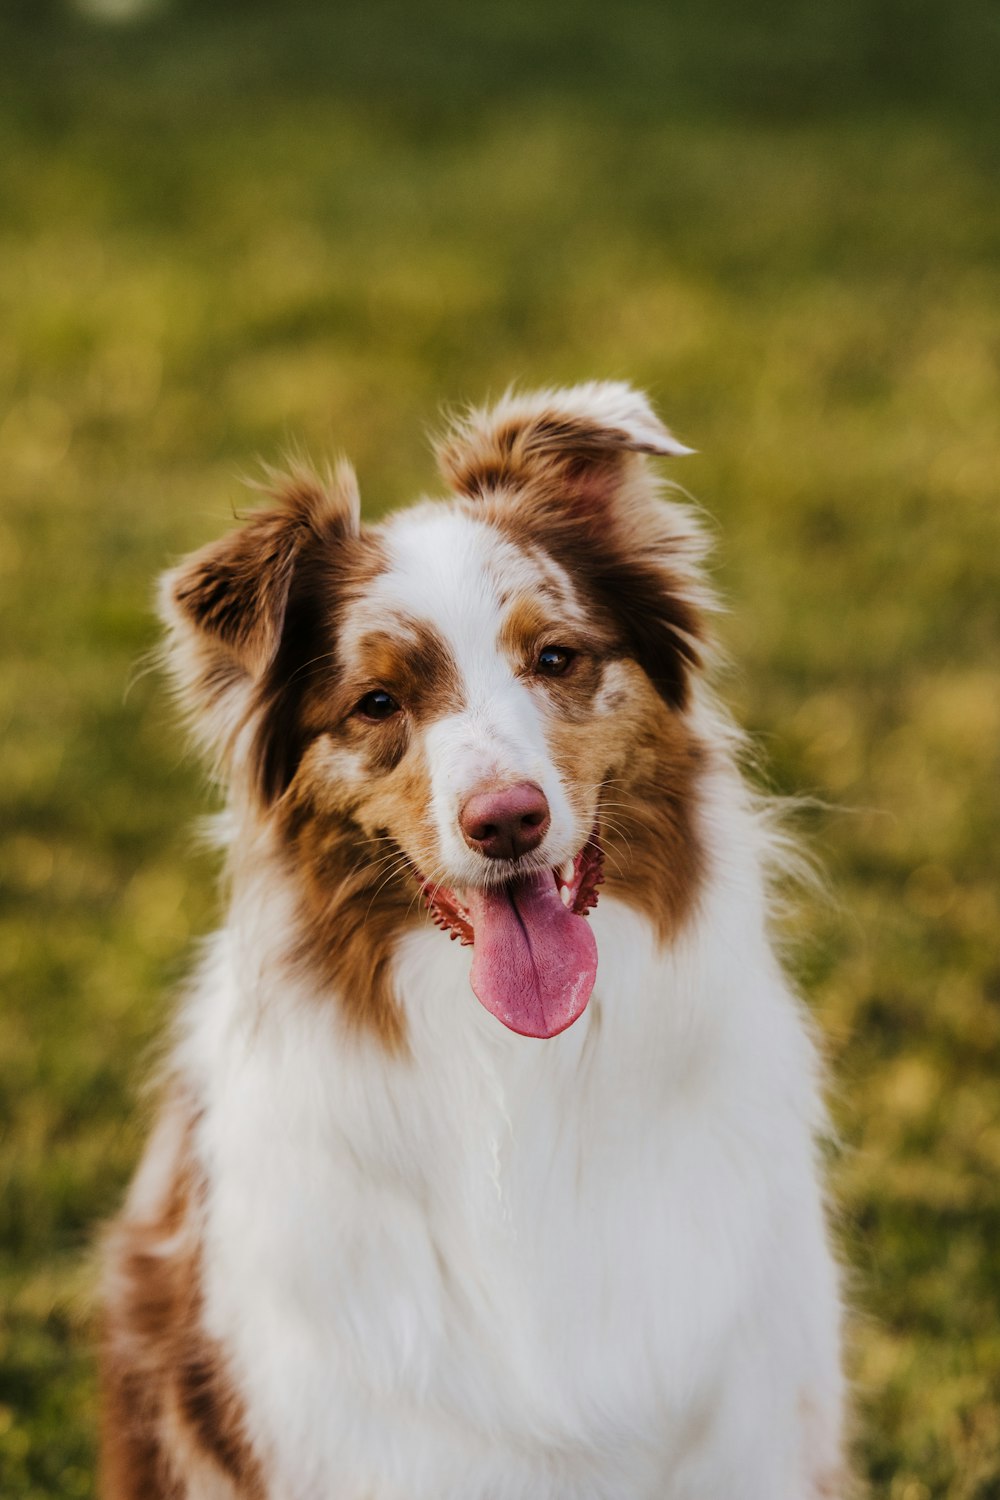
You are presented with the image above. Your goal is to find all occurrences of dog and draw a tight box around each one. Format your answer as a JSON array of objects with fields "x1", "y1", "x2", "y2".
[{"x1": 101, "y1": 382, "x2": 846, "y2": 1498}]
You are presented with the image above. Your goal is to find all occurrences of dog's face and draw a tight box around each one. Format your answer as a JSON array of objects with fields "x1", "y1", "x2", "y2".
[{"x1": 162, "y1": 384, "x2": 710, "y2": 1045}]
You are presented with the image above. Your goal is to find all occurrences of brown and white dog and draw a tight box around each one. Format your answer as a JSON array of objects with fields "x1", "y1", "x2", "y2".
[{"x1": 101, "y1": 383, "x2": 846, "y2": 1499}]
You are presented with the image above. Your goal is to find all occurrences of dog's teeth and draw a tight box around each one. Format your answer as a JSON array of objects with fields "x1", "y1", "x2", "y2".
[
  {"x1": 560, "y1": 885, "x2": 572, "y2": 907},
  {"x1": 559, "y1": 859, "x2": 574, "y2": 886}
]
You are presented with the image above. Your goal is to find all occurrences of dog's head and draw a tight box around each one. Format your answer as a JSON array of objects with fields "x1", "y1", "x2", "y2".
[{"x1": 161, "y1": 383, "x2": 711, "y2": 1046}]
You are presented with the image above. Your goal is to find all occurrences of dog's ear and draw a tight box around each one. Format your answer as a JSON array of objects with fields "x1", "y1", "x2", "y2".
[
  {"x1": 436, "y1": 381, "x2": 693, "y2": 503},
  {"x1": 159, "y1": 462, "x2": 360, "y2": 777},
  {"x1": 437, "y1": 383, "x2": 710, "y2": 711}
]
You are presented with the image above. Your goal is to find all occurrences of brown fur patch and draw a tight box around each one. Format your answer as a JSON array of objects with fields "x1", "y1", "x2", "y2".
[
  {"x1": 547, "y1": 656, "x2": 706, "y2": 944},
  {"x1": 499, "y1": 594, "x2": 613, "y2": 721},
  {"x1": 498, "y1": 593, "x2": 594, "y2": 660},
  {"x1": 436, "y1": 396, "x2": 674, "y2": 503},
  {"x1": 438, "y1": 391, "x2": 708, "y2": 713},
  {"x1": 278, "y1": 832, "x2": 422, "y2": 1053},
  {"x1": 161, "y1": 465, "x2": 425, "y2": 1050},
  {"x1": 483, "y1": 481, "x2": 703, "y2": 711},
  {"x1": 277, "y1": 735, "x2": 440, "y2": 1050},
  {"x1": 101, "y1": 1104, "x2": 264, "y2": 1499},
  {"x1": 163, "y1": 468, "x2": 472, "y2": 1050},
  {"x1": 592, "y1": 690, "x2": 706, "y2": 945},
  {"x1": 334, "y1": 616, "x2": 464, "y2": 731},
  {"x1": 160, "y1": 462, "x2": 365, "y2": 787},
  {"x1": 495, "y1": 584, "x2": 706, "y2": 944},
  {"x1": 263, "y1": 609, "x2": 464, "y2": 1051},
  {"x1": 247, "y1": 524, "x2": 388, "y2": 802}
]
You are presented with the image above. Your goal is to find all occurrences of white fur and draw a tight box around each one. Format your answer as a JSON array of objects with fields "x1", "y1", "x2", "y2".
[{"x1": 170, "y1": 795, "x2": 842, "y2": 1496}]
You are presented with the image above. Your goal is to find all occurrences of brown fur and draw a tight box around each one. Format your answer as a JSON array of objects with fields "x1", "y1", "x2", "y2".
[
  {"x1": 101, "y1": 1106, "x2": 264, "y2": 1499},
  {"x1": 436, "y1": 402, "x2": 673, "y2": 503},
  {"x1": 275, "y1": 787, "x2": 420, "y2": 1053},
  {"x1": 161, "y1": 464, "x2": 362, "y2": 775},
  {"x1": 498, "y1": 589, "x2": 705, "y2": 943},
  {"x1": 309, "y1": 615, "x2": 465, "y2": 769},
  {"x1": 582, "y1": 675, "x2": 706, "y2": 945},
  {"x1": 271, "y1": 609, "x2": 465, "y2": 1050},
  {"x1": 246, "y1": 506, "x2": 388, "y2": 805},
  {"x1": 440, "y1": 402, "x2": 707, "y2": 712},
  {"x1": 497, "y1": 594, "x2": 613, "y2": 697}
]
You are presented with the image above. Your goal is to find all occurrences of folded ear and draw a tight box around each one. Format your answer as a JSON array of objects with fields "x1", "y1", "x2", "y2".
[
  {"x1": 437, "y1": 383, "x2": 709, "y2": 712},
  {"x1": 159, "y1": 461, "x2": 360, "y2": 776},
  {"x1": 435, "y1": 380, "x2": 693, "y2": 501}
]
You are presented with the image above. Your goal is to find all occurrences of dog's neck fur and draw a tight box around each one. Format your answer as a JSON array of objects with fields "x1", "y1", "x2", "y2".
[{"x1": 156, "y1": 744, "x2": 832, "y2": 1499}]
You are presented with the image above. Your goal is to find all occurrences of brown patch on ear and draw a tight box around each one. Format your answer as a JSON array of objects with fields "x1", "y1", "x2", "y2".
[
  {"x1": 437, "y1": 385, "x2": 708, "y2": 711},
  {"x1": 101, "y1": 1103, "x2": 265, "y2": 1499},
  {"x1": 166, "y1": 462, "x2": 359, "y2": 674},
  {"x1": 159, "y1": 461, "x2": 362, "y2": 774},
  {"x1": 249, "y1": 527, "x2": 390, "y2": 805},
  {"x1": 170, "y1": 508, "x2": 300, "y2": 677},
  {"x1": 581, "y1": 533, "x2": 704, "y2": 711},
  {"x1": 436, "y1": 381, "x2": 692, "y2": 501}
]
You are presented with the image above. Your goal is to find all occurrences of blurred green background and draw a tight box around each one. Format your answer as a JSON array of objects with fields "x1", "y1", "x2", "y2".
[{"x1": 1, "y1": 0, "x2": 998, "y2": 1494}]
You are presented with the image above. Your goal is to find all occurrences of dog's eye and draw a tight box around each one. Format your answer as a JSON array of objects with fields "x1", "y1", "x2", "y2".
[
  {"x1": 535, "y1": 646, "x2": 575, "y2": 678},
  {"x1": 355, "y1": 689, "x2": 401, "y2": 721}
]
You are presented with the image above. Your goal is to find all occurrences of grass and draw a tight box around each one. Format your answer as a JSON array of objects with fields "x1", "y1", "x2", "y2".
[{"x1": 1, "y1": 2, "x2": 998, "y2": 1494}]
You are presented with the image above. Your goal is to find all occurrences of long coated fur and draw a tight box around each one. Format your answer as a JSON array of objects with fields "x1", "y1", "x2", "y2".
[{"x1": 101, "y1": 382, "x2": 846, "y2": 1499}]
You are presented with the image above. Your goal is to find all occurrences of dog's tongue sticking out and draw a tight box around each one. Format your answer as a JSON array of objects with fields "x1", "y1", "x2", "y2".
[
  {"x1": 464, "y1": 872, "x2": 598, "y2": 1039},
  {"x1": 419, "y1": 843, "x2": 603, "y2": 1038}
]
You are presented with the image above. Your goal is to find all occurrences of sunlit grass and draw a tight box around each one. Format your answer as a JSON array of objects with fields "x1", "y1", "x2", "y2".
[{"x1": 1, "y1": 4, "x2": 998, "y2": 1494}]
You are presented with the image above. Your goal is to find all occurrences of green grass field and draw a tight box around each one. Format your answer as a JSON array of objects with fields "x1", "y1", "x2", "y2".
[{"x1": 1, "y1": 2, "x2": 998, "y2": 1494}]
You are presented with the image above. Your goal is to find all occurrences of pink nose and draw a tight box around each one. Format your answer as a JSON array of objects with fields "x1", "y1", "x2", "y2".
[{"x1": 460, "y1": 781, "x2": 551, "y2": 861}]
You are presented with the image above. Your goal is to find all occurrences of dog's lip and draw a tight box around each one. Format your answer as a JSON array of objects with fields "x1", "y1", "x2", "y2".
[{"x1": 416, "y1": 831, "x2": 604, "y2": 946}]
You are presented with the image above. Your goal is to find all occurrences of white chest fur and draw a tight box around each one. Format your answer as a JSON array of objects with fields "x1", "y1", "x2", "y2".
[{"x1": 179, "y1": 860, "x2": 842, "y2": 1500}]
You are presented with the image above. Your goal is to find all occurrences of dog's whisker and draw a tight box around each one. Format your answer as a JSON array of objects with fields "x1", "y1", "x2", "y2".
[{"x1": 286, "y1": 648, "x2": 341, "y2": 685}]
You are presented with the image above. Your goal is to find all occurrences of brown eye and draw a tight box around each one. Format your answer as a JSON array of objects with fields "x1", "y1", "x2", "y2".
[
  {"x1": 535, "y1": 646, "x2": 575, "y2": 677},
  {"x1": 355, "y1": 689, "x2": 401, "y2": 721}
]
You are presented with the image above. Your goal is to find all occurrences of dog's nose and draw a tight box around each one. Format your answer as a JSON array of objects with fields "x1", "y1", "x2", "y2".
[{"x1": 460, "y1": 781, "x2": 551, "y2": 861}]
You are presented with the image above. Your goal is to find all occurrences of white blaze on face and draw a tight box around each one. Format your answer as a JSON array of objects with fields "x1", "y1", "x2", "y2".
[{"x1": 367, "y1": 506, "x2": 580, "y2": 885}]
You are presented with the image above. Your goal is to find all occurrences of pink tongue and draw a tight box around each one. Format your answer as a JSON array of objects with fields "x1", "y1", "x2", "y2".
[{"x1": 466, "y1": 872, "x2": 598, "y2": 1039}]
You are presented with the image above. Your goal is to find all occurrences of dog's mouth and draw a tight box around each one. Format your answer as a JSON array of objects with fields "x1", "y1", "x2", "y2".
[{"x1": 416, "y1": 837, "x2": 603, "y2": 1039}]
